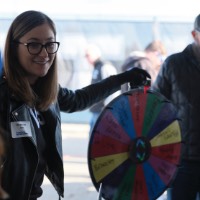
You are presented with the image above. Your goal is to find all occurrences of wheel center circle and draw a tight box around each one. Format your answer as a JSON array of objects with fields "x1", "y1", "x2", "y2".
[{"x1": 129, "y1": 136, "x2": 151, "y2": 164}]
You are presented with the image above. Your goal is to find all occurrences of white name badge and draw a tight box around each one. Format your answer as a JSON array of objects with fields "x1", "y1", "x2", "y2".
[{"x1": 11, "y1": 121, "x2": 32, "y2": 138}]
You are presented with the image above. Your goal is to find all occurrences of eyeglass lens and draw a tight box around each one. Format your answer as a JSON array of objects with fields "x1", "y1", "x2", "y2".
[{"x1": 28, "y1": 42, "x2": 59, "y2": 55}]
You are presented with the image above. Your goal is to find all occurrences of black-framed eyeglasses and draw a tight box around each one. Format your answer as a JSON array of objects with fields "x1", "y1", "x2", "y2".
[{"x1": 15, "y1": 41, "x2": 60, "y2": 55}]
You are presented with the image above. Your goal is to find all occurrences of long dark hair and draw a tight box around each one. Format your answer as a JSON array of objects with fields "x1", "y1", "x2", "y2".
[{"x1": 4, "y1": 10, "x2": 58, "y2": 111}]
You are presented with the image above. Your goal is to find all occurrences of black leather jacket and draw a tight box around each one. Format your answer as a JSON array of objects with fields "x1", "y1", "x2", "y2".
[
  {"x1": 153, "y1": 44, "x2": 200, "y2": 161},
  {"x1": 0, "y1": 76, "x2": 121, "y2": 200}
]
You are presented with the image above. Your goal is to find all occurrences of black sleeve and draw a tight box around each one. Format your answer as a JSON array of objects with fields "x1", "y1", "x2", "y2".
[{"x1": 58, "y1": 75, "x2": 121, "y2": 113}]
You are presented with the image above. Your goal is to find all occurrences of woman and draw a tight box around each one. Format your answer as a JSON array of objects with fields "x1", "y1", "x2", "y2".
[
  {"x1": 0, "y1": 128, "x2": 8, "y2": 200},
  {"x1": 0, "y1": 10, "x2": 150, "y2": 200}
]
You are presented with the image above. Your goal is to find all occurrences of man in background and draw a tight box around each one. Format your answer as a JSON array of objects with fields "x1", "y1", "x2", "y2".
[
  {"x1": 0, "y1": 50, "x2": 3, "y2": 77},
  {"x1": 121, "y1": 40, "x2": 167, "y2": 91},
  {"x1": 152, "y1": 14, "x2": 200, "y2": 200},
  {"x1": 85, "y1": 44, "x2": 120, "y2": 136}
]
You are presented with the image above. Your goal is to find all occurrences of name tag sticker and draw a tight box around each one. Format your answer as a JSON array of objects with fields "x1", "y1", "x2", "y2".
[{"x1": 11, "y1": 121, "x2": 32, "y2": 138}]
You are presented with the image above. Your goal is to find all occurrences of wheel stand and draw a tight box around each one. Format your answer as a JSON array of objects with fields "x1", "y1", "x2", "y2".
[{"x1": 98, "y1": 183, "x2": 103, "y2": 200}]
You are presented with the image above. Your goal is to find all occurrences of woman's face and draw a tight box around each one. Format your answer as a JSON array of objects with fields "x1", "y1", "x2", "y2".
[{"x1": 17, "y1": 23, "x2": 56, "y2": 84}]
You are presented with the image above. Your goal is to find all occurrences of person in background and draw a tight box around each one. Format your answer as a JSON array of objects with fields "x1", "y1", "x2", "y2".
[
  {"x1": 85, "y1": 44, "x2": 120, "y2": 135},
  {"x1": 121, "y1": 40, "x2": 167, "y2": 92},
  {"x1": 144, "y1": 40, "x2": 167, "y2": 81},
  {"x1": 152, "y1": 14, "x2": 200, "y2": 200},
  {"x1": 0, "y1": 50, "x2": 3, "y2": 77},
  {"x1": 0, "y1": 10, "x2": 150, "y2": 200}
]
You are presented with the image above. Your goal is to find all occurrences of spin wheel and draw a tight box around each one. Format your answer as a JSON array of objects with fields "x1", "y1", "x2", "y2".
[{"x1": 88, "y1": 88, "x2": 182, "y2": 200}]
